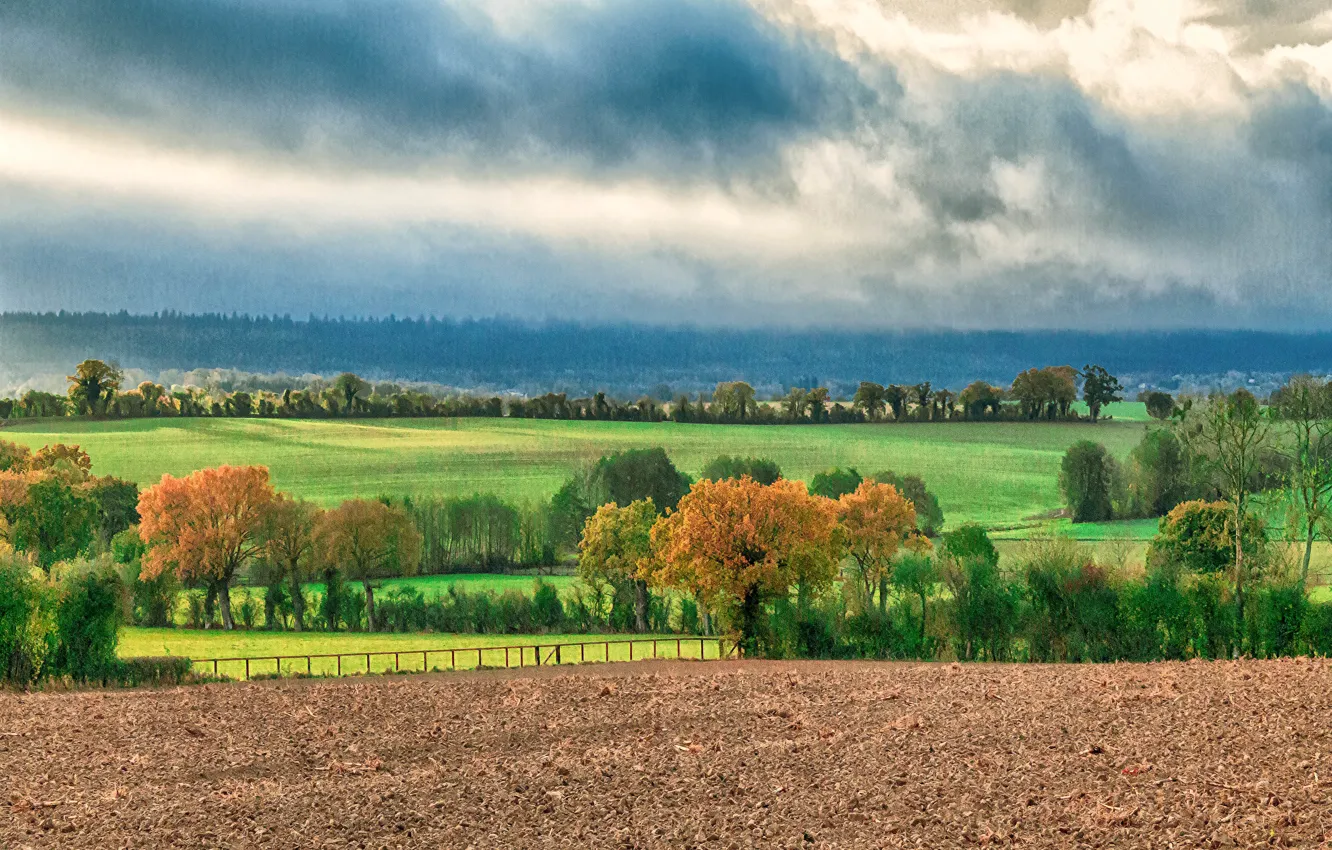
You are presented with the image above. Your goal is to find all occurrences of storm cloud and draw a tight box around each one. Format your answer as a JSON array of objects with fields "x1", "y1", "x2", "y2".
[{"x1": 1, "y1": 0, "x2": 1331, "y2": 328}]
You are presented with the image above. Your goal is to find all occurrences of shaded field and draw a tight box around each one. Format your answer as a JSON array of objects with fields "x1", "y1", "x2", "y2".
[
  {"x1": 2, "y1": 415, "x2": 1150, "y2": 530},
  {"x1": 5, "y1": 658, "x2": 1332, "y2": 848},
  {"x1": 119, "y1": 628, "x2": 717, "y2": 679},
  {"x1": 297, "y1": 572, "x2": 579, "y2": 598}
]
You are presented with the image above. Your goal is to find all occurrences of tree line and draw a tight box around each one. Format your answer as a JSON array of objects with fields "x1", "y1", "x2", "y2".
[{"x1": 1, "y1": 360, "x2": 1143, "y2": 425}]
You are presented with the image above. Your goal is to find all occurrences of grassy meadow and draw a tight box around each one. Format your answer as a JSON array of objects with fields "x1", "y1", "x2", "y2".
[{"x1": 2, "y1": 411, "x2": 1155, "y2": 533}]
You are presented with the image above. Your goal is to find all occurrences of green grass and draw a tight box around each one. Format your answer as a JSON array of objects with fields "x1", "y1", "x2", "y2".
[
  {"x1": 119, "y1": 627, "x2": 723, "y2": 678},
  {"x1": 2, "y1": 415, "x2": 1152, "y2": 529},
  {"x1": 300, "y1": 572, "x2": 580, "y2": 597}
]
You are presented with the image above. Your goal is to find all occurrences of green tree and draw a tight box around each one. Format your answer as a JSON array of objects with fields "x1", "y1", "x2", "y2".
[
  {"x1": 334, "y1": 373, "x2": 371, "y2": 416},
  {"x1": 1147, "y1": 499, "x2": 1265, "y2": 576},
  {"x1": 1127, "y1": 429, "x2": 1192, "y2": 517},
  {"x1": 867, "y1": 470, "x2": 945, "y2": 536},
  {"x1": 1080, "y1": 365, "x2": 1123, "y2": 423},
  {"x1": 712, "y1": 381, "x2": 756, "y2": 421},
  {"x1": 1179, "y1": 390, "x2": 1271, "y2": 642},
  {"x1": 67, "y1": 359, "x2": 123, "y2": 416},
  {"x1": 263, "y1": 496, "x2": 321, "y2": 631},
  {"x1": 700, "y1": 455, "x2": 782, "y2": 486},
  {"x1": 10, "y1": 478, "x2": 97, "y2": 569},
  {"x1": 578, "y1": 498, "x2": 657, "y2": 632},
  {"x1": 1059, "y1": 441, "x2": 1120, "y2": 523},
  {"x1": 87, "y1": 477, "x2": 140, "y2": 542},
  {"x1": 892, "y1": 552, "x2": 939, "y2": 651},
  {"x1": 1143, "y1": 391, "x2": 1176, "y2": 421},
  {"x1": 852, "y1": 382, "x2": 886, "y2": 421},
  {"x1": 1271, "y1": 375, "x2": 1332, "y2": 586},
  {"x1": 591, "y1": 448, "x2": 691, "y2": 513},
  {"x1": 809, "y1": 467, "x2": 862, "y2": 499}
]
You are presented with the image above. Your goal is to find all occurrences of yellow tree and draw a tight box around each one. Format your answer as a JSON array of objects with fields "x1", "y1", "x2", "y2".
[
  {"x1": 67, "y1": 359, "x2": 123, "y2": 416},
  {"x1": 837, "y1": 480, "x2": 930, "y2": 613},
  {"x1": 262, "y1": 495, "x2": 322, "y2": 631},
  {"x1": 315, "y1": 500, "x2": 420, "y2": 631},
  {"x1": 138, "y1": 465, "x2": 278, "y2": 630},
  {"x1": 651, "y1": 477, "x2": 842, "y2": 653},
  {"x1": 578, "y1": 498, "x2": 657, "y2": 632}
]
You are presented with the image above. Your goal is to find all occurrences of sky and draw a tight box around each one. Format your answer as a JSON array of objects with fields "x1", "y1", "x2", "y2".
[{"x1": 0, "y1": 0, "x2": 1330, "y2": 329}]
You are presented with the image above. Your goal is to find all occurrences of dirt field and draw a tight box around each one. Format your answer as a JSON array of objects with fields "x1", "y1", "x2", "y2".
[{"x1": 4, "y1": 659, "x2": 1332, "y2": 849}]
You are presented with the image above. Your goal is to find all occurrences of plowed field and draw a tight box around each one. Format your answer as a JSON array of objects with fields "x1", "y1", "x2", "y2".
[{"x1": 4, "y1": 659, "x2": 1331, "y2": 848}]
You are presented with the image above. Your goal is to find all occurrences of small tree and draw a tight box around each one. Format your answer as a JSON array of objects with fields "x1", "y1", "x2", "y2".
[
  {"x1": 867, "y1": 470, "x2": 945, "y2": 536},
  {"x1": 10, "y1": 477, "x2": 97, "y2": 570},
  {"x1": 1127, "y1": 429, "x2": 1193, "y2": 517},
  {"x1": 263, "y1": 496, "x2": 321, "y2": 631},
  {"x1": 651, "y1": 478, "x2": 842, "y2": 654},
  {"x1": 836, "y1": 481, "x2": 927, "y2": 613},
  {"x1": 1148, "y1": 499, "x2": 1265, "y2": 577},
  {"x1": 892, "y1": 552, "x2": 939, "y2": 652},
  {"x1": 1271, "y1": 375, "x2": 1332, "y2": 586},
  {"x1": 1080, "y1": 365, "x2": 1123, "y2": 423},
  {"x1": 138, "y1": 465, "x2": 277, "y2": 630},
  {"x1": 315, "y1": 500, "x2": 421, "y2": 632},
  {"x1": 852, "y1": 382, "x2": 887, "y2": 421},
  {"x1": 578, "y1": 498, "x2": 657, "y2": 633},
  {"x1": 1059, "y1": 441, "x2": 1119, "y2": 523},
  {"x1": 334, "y1": 373, "x2": 371, "y2": 416}
]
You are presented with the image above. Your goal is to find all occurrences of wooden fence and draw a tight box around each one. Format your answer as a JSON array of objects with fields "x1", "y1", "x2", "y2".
[{"x1": 190, "y1": 636, "x2": 738, "y2": 681}]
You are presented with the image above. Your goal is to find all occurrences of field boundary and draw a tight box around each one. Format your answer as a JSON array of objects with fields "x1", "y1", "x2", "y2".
[{"x1": 184, "y1": 636, "x2": 738, "y2": 680}]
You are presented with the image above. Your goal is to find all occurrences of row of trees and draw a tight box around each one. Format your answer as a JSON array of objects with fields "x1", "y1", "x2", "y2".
[{"x1": 2, "y1": 360, "x2": 1139, "y2": 425}]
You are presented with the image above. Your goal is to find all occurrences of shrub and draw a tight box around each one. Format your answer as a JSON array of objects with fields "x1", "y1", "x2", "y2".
[
  {"x1": 1021, "y1": 538, "x2": 1121, "y2": 662},
  {"x1": 943, "y1": 549, "x2": 1019, "y2": 662},
  {"x1": 677, "y1": 596, "x2": 700, "y2": 635},
  {"x1": 115, "y1": 656, "x2": 192, "y2": 687},
  {"x1": 51, "y1": 562, "x2": 124, "y2": 683},
  {"x1": 532, "y1": 580, "x2": 565, "y2": 631},
  {"x1": 0, "y1": 558, "x2": 56, "y2": 686},
  {"x1": 809, "y1": 467, "x2": 862, "y2": 499}
]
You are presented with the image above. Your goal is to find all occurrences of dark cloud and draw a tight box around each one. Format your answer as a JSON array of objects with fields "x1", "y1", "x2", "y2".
[{"x1": 0, "y1": 0, "x2": 871, "y2": 179}]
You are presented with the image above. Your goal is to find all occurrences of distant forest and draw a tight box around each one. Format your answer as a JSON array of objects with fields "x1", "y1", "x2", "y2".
[{"x1": 3, "y1": 311, "x2": 1331, "y2": 397}]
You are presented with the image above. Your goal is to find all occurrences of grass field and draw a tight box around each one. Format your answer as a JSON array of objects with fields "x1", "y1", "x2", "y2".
[
  {"x1": 119, "y1": 627, "x2": 721, "y2": 677},
  {"x1": 2, "y1": 413, "x2": 1154, "y2": 531},
  {"x1": 299, "y1": 572, "x2": 580, "y2": 597}
]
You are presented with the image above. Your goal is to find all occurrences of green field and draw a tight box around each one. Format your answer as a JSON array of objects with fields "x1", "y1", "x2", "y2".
[
  {"x1": 119, "y1": 627, "x2": 725, "y2": 678},
  {"x1": 2, "y1": 413, "x2": 1154, "y2": 531},
  {"x1": 299, "y1": 572, "x2": 579, "y2": 597}
]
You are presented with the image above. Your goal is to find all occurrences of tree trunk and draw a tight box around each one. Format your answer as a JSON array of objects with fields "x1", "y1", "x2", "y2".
[
  {"x1": 739, "y1": 586, "x2": 763, "y2": 656},
  {"x1": 634, "y1": 579, "x2": 649, "y2": 633},
  {"x1": 289, "y1": 573, "x2": 306, "y2": 632},
  {"x1": 701, "y1": 603, "x2": 712, "y2": 636},
  {"x1": 1302, "y1": 521, "x2": 1315, "y2": 590},
  {"x1": 218, "y1": 580, "x2": 235, "y2": 631},
  {"x1": 918, "y1": 590, "x2": 928, "y2": 651},
  {"x1": 364, "y1": 581, "x2": 377, "y2": 632},
  {"x1": 203, "y1": 584, "x2": 217, "y2": 629},
  {"x1": 878, "y1": 576, "x2": 889, "y2": 616},
  {"x1": 1234, "y1": 502, "x2": 1245, "y2": 656}
]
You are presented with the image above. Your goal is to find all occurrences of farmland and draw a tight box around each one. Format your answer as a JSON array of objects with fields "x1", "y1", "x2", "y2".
[
  {"x1": 5, "y1": 658, "x2": 1332, "y2": 848},
  {"x1": 1, "y1": 411, "x2": 1153, "y2": 534}
]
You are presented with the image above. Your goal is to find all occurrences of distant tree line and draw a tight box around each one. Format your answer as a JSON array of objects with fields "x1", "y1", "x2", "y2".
[{"x1": 1, "y1": 360, "x2": 1142, "y2": 426}]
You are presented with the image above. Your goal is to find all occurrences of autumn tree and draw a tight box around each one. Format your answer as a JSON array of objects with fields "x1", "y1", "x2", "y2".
[
  {"x1": 138, "y1": 465, "x2": 278, "y2": 630},
  {"x1": 315, "y1": 499, "x2": 421, "y2": 631},
  {"x1": 651, "y1": 478, "x2": 843, "y2": 654},
  {"x1": 837, "y1": 481, "x2": 929, "y2": 613},
  {"x1": 0, "y1": 440, "x2": 32, "y2": 473},
  {"x1": 263, "y1": 496, "x2": 321, "y2": 630},
  {"x1": 1080, "y1": 365, "x2": 1123, "y2": 423},
  {"x1": 578, "y1": 498, "x2": 657, "y2": 632},
  {"x1": 30, "y1": 444, "x2": 92, "y2": 479},
  {"x1": 67, "y1": 359, "x2": 123, "y2": 416}
]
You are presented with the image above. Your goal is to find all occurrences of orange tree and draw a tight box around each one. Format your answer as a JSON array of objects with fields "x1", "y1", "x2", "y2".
[
  {"x1": 578, "y1": 498, "x2": 657, "y2": 632},
  {"x1": 138, "y1": 465, "x2": 277, "y2": 630},
  {"x1": 651, "y1": 477, "x2": 842, "y2": 654},
  {"x1": 314, "y1": 499, "x2": 420, "y2": 631},
  {"x1": 837, "y1": 480, "x2": 929, "y2": 613}
]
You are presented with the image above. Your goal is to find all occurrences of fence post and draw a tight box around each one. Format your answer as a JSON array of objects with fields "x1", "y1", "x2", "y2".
[
  {"x1": 580, "y1": 642, "x2": 585, "y2": 663},
  {"x1": 244, "y1": 659, "x2": 250, "y2": 680},
  {"x1": 605, "y1": 641, "x2": 610, "y2": 663},
  {"x1": 213, "y1": 659, "x2": 218, "y2": 676},
  {"x1": 395, "y1": 652, "x2": 400, "y2": 672},
  {"x1": 555, "y1": 645, "x2": 561, "y2": 665},
  {"x1": 337, "y1": 655, "x2": 342, "y2": 676},
  {"x1": 422, "y1": 650, "x2": 428, "y2": 672},
  {"x1": 535, "y1": 645, "x2": 541, "y2": 666},
  {"x1": 307, "y1": 656, "x2": 312, "y2": 675},
  {"x1": 505, "y1": 646, "x2": 510, "y2": 668},
  {"x1": 451, "y1": 649, "x2": 456, "y2": 670}
]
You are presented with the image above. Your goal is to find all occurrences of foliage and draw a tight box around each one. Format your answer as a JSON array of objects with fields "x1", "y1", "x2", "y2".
[
  {"x1": 809, "y1": 467, "x2": 862, "y2": 499},
  {"x1": 116, "y1": 656, "x2": 193, "y2": 687},
  {"x1": 699, "y1": 455, "x2": 782, "y2": 485},
  {"x1": 315, "y1": 499, "x2": 421, "y2": 631},
  {"x1": 262, "y1": 495, "x2": 320, "y2": 630},
  {"x1": 1079, "y1": 365, "x2": 1123, "y2": 423},
  {"x1": 1142, "y1": 391, "x2": 1176, "y2": 421},
  {"x1": 1126, "y1": 429, "x2": 1193, "y2": 518},
  {"x1": 866, "y1": 470, "x2": 945, "y2": 536},
  {"x1": 1148, "y1": 499, "x2": 1265, "y2": 576},
  {"x1": 138, "y1": 465, "x2": 278, "y2": 630},
  {"x1": 52, "y1": 562, "x2": 124, "y2": 683},
  {"x1": 88, "y1": 476, "x2": 141, "y2": 542},
  {"x1": 578, "y1": 498, "x2": 658, "y2": 632},
  {"x1": 8, "y1": 476, "x2": 98, "y2": 569},
  {"x1": 836, "y1": 480, "x2": 927, "y2": 611},
  {"x1": 591, "y1": 448, "x2": 692, "y2": 513},
  {"x1": 651, "y1": 477, "x2": 842, "y2": 653},
  {"x1": 67, "y1": 359, "x2": 123, "y2": 416},
  {"x1": 1059, "y1": 441, "x2": 1120, "y2": 523},
  {"x1": 0, "y1": 557, "x2": 56, "y2": 686}
]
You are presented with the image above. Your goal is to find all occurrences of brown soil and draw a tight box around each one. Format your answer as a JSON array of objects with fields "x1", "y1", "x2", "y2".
[{"x1": 4, "y1": 658, "x2": 1331, "y2": 848}]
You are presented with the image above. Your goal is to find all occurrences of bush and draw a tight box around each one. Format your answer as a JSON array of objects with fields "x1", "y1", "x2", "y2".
[
  {"x1": 52, "y1": 562, "x2": 125, "y2": 683},
  {"x1": 115, "y1": 656, "x2": 192, "y2": 687},
  {"x1": 1021, "y1": 538, "x2": 1121, "y2": 662},
  {"x1": 1059, "y1": 441, "x2": 1119, "y2": 523},
  {"x1": 944, "y1": 550, "x2": 1019, "y2": 662},
  {"x1": 532, "y1": 580, "x2": 565, "y2": 631},
  {"x1": 0, "y1": 558, "x2": 56, "y2": 686}
]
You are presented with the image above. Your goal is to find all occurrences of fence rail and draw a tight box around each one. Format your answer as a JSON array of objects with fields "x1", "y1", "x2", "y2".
[{"x1": 187, "y1": 636, "x2": 738, "y2": 681}]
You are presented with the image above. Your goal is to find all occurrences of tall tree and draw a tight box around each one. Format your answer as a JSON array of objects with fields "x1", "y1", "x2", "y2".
[
  {"x1": 67, "y1": 359, "x2": 123, "y2": 417},
  {"x1": 578, "y1": 498, "x2": 657, "y2": 632},
  {"x1": 651, "y1": 478, "x2": 842, "y2": 654},
  {"x1": 1143, "y1": 391, "x2": 1176, "y2": 421},
  {"x1": 1080, "y1": 365, "x2": 1124, "y2": 423},
  {"x1": 1271, "y1": 375, "x2": 1332, "y2": 586},
  {"x1": 315, "y1": 499, "x2": 421, "y2": 631},
  {"x1": 1179, "y1": 390, "x2": 1270, "y2": 643},
  {"x1": 852, "y1": 382, "x2": 886, "y2": 421},
  {"x1": 712, "y1": 381, "x2": 756, "y2": 421},
  {"x1": 1059, "y1": 441, "x2": 1119, "y2": 523},
  {"x1": 884, "y1": 385, "x2": 909, "y2": 421},
  {"x1": 10, "y1": 477, "x2": 96, "y2": 569},
  {"x1": 782, "y1": 388, "x2": 808, "y2": 422},
  {"x1": 138, "y1": 465, "x2": 278, "y2": 630},
  {"x1": 912, "y1": 382, "x2": 933, "y2": 421},
  {"x1": 334, "y1": 373, "x2": 371, "y2": 416},
  {"x1": 591, "y1": 448, "x2": 691, "y2": 513},
  {"x1": 263, "y1": 496, "x2": 321, "y2": 631}
]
